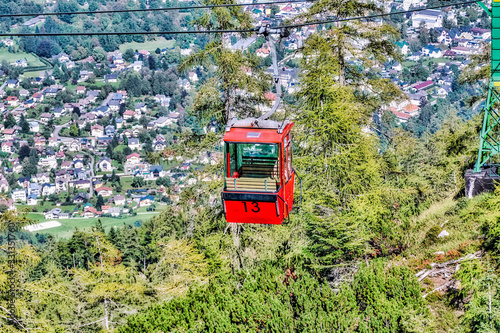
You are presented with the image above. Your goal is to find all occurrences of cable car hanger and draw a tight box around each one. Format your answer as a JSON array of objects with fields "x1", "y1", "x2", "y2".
[
  {"x1": 226, "y1": 26, "x2": 291, "y2": 133},
  {"x1": 221, "y1": 26, "x2": 301, "y2": 225}
]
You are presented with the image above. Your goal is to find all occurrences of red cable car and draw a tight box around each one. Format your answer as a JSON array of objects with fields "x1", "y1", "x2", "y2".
[{"x1": 221, "y1": 119, "x2": 295, "y2": 224}]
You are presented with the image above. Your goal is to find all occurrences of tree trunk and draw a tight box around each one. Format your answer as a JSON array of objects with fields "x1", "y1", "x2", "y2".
[
  {"x1": 224, "y1": 88, "x2": 231, "y2": 124},
  {"x1": 104, "y1": 296, "x2": 109, "y2": 330}
]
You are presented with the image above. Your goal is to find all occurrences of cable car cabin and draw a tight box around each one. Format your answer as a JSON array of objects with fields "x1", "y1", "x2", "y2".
[{"x1": 222, "y1": 119, "x2": 295, "y2": 225}]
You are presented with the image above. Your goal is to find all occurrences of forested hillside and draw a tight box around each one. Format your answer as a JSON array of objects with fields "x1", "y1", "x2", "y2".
[
  {"x1": 0, "y1": 0, "x2": 200, "y2": 57},
  {"x1": 0, "y1": 0, "x2": 500, "y2": 332}
]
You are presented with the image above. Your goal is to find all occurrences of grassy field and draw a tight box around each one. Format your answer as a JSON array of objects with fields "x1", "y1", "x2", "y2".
[
  {"x1": 423, "y1": 57, "x2": 448, "y2": 66},
  {"x1": 25, "y1": 211, "x2": 161, "y2": 239},
  {"x1": 22, "y1": 71, "x2": 45, "y2": 78},
  {"x1": 119, "y1": 38, "x2": 175, "y2": 53},
  {"x1": 16, "y1": 201, "x2": 77, "y2": 213},
  {"x1": 0, "y1": 49, "x2": 45, "y2": 66}
]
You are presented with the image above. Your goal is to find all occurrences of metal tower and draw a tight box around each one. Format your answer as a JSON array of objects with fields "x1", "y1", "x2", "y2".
[{"x1": 474, "y1": 1, "x2": 500, "y2": 172}]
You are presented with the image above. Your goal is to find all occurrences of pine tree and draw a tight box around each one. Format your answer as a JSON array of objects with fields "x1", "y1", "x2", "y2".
[
  {"x1": 96, "y1": 195, "x2": 104, "y2": 211},
  {"x1": 19, "y1": 115, "x2": 30, "y2": 134},
  {"x1": 179, "y1": 0, "x2": 267, "y2": 126}
]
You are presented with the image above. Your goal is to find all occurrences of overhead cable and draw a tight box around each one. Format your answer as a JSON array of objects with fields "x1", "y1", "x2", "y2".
[
  {"x1": 0, "y1": 0, "x2": 483, "y2": 37},
  {"x1": 0, "y1": 0, "x2": 315, "y2": 18}
]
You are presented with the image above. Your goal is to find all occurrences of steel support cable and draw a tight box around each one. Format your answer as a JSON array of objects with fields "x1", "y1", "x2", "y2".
[
  {"x1": 0, "y1": 0, "x2": 317, "y2": 18},
  {"x1": 0, "y1": 0, "x2": 484, "y2": 37}
]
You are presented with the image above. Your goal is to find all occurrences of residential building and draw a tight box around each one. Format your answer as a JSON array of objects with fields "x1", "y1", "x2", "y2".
[
  {"x1": 95, "y1": 186, "x2": 113, "y2": 197},
  {"x1": 12, "y1": 189, "x2": 27, "y2": 202},
  {"x1": 97, "y1": 157, "x2": 112, "y2": 171},
  {"x1": 412, "y1": 10, "x2": 444, "y2": 29}
]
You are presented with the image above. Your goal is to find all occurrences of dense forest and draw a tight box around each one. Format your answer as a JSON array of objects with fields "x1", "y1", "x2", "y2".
[
  {"x1": 1, "y1": 0, "x2": 500, "y2": 332},
  {"x1": 0, "y1": 0, "x2": 203, "y2": 56}
]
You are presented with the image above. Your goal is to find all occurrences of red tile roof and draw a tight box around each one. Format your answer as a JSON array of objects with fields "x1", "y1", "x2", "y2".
[
  {"x1": 391, "y1": 110, "x2": 411, "y2": 120},
  {"x1": 414, "y1": 80, "x2": 433, "y2": 90}
]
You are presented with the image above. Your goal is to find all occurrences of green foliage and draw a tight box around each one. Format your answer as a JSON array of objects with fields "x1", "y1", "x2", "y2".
[
  {"x1": 118, "y1": 260, "x2": 428, "y2": 332},
  {"x1": 423, "y1": 226, "x2": 443, "y2": 247}
]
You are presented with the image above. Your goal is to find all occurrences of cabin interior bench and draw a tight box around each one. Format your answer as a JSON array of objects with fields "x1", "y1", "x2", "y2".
[
  {"x1": 239, "y1": 156, "x2": 279, "y2": 178},
  {"x1": 225, "y1": 177, "x2": 278, "y2": 192}
]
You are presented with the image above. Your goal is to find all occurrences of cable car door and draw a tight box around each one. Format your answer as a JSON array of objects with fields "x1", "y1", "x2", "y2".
[{"x1": 283, "y1": 134, "x2": 294, "y2": 217}]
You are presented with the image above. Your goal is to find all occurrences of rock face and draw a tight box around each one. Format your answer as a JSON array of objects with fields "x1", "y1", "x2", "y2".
[
  {"x1": 465, "y1": 167, "x2": 500, "y2": 198},
  {"x1": 438, "y1": 230, "x2": 449, "y2": 238}
]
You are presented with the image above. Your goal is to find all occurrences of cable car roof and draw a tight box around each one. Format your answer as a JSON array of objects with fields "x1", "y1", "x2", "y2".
[{"x1": 223, "y1": 121, "x2": 294, "y2": 144}]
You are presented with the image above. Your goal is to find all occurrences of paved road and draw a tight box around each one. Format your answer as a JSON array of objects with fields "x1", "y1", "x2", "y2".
[
  {"x1": 53, "y1": 121, "x2": 71, "y2": 140},
  {"x1": 101, "y1": 93, "x2": 113, "y2": 107}
]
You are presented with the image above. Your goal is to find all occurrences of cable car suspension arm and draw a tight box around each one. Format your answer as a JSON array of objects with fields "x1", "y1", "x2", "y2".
[{"x1": 256, "y1": 26, "x2": 290, "y2": 122}]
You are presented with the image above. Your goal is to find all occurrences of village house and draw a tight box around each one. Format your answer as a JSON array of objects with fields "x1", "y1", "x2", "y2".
[
  {"x1": 105, "y1": 125, "x2": 115, "y2": 136},
  {"x1": 113, "y1": 195, "x2": 125, "y2": 206},
  {"x1": 123, "y1": 110, "x2": 137, "y2": 120},
  {"x1": 128, "y1": 138, "x2": 140, "y2": 150},
  {"x1": 108, "y1": 207, "x2": 121, "y2": 217},
  {"x1": 11, "y1": 189, "x2": 26, "y2": 202},
  {"x1": 126, "y1": 153, "x2": 141, "y2": 164},
  {"x1": 108, "y1": 99, "x2": 121, "y2": 111},
  {"x1": 61, "y1": 161, "x2": 72, "y2": 169},
  {"x1": 412, "y1": 10, "x2": 444, "y2": 29},
  {"x1": 97, "y1": 157, "x2": 112, "y2": 171},
  {"x1": 83, "y1": 206, "x2": 98, "y2": 218},
  {"x1": 135, "y1": 102, "x2": 147, "y2": 114},
  {"x1": 91, "y1": 124, "x2": 104, "y2": 137},
  {"x1": 40, "y1": 113, "x2": 53, "y2": 122},
  {"x1": 52, "y1": 52, "x2": 71, "y2": 63},
  {"x1": 139, "y1": 195, "x2": 155, "y2": 207},
  {"x1": 79, "y1": 70, "x2": 91, "y2": 81},
  {"x1": 0, "y1": 176, "x2": 9, "y2": 193},
  {"x1": 29, "y1": 122, "x2": 40, "y2": 133},
  {"x1": 6, "y1": 96, "x2": 19, "y2": 107},
  {"x1": 67, "y1": 139, "x2": 81, "y2": 152},
  {"x1": 12, "y1": 163, "x2": 23, "y2": 174},
  {"x1": 154, "y1": 141, "x2": 166, "y2": 151},
  {"x1": 1, "y1": 39, "x2": 14, "y2": 47},
  {"x1": 72, "y1": 193, "x2": 88, "y2": 204},
  {"x1": 45, "y1": 208, "x2": 61, "y2": 219},
  {"x1": 26, "y1": 194, "x2": 38, "y2": 205},
  {"x1": 132, "y1": 61, "x2": 143, "y2": 72},
  {"x1": 3, "y1": 128, "x2": 16, "y2": 140},
  {"x1": 76, "y1": 86, "x2": 86, "y2": 94},
  {"x1": 95, "y1": 186, "x2": 113, "y2": 197},
  {"x1": 413, "y1": 80, "x2": 434, "y2": 91},
  {"x1": 1, "y1": 141, "x2": 14, "y2": 153},
  {"x1": 104, "y1": 74, "x2": 118, "y2": 82},
  {"x1": 19, "y1": 89, "x2": 29, "y2": 98},
  {"x1": 394, "y1": 41, "x2": 410, "y2": 55},
  {"x1": 256, "y1": 44, "x2": 271, "y2": 57},
  {"x1": 71, "y1": 179, "x2": 91, "y2": 189},
  {"x1": 6, "y1": 79, "x2": 18, "y2": 89},
  {"x1": 42, "y1": 183, "x2": 56, "y2": 196},
  {"x1": 32, "y1": 93, "x2": 44, "y2": 103},
  {"x1": 34, "y1": 173, "x2": 50, "y2": 184}
]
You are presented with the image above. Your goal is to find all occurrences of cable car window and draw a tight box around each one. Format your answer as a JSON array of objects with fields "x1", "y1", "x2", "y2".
[
  {"x1": 226, "y1": 142, "x2": 279, "y2": 179},
  {"x1": 226, "y1": 143, "x2": 237, "y2": 177}
]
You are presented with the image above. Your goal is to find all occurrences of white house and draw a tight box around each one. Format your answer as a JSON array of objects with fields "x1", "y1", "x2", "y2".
[
  {"x1": 42, "y1": 183, "x2": 56, "y2": 196},
  {"x1": 412, "y1": 10, "x2": 444, "y2": 29},
  {"x1": 12, "y1": 189, "x2": 27, "y2": 202},
  {"x1": 97, "y1": 157, "x2": 113, "y2": 171},
  {"x1": 29, "y1": 122, "x2": 40, "y2": 133}
]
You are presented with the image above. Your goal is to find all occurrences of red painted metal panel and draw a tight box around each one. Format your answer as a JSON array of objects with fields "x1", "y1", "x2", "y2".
[
  {"x1": 222, "y1": 122, "x2": 296, "y2": 225},
  {"x1": 284, "y1": 172, "x2": 295, "y2": 218},
  {"x1": 223, "y1": 123, "x2": 294, "y2": 144},
  {"x1": 224, "y1": 199, "x2": 283, "y2": 224}
]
